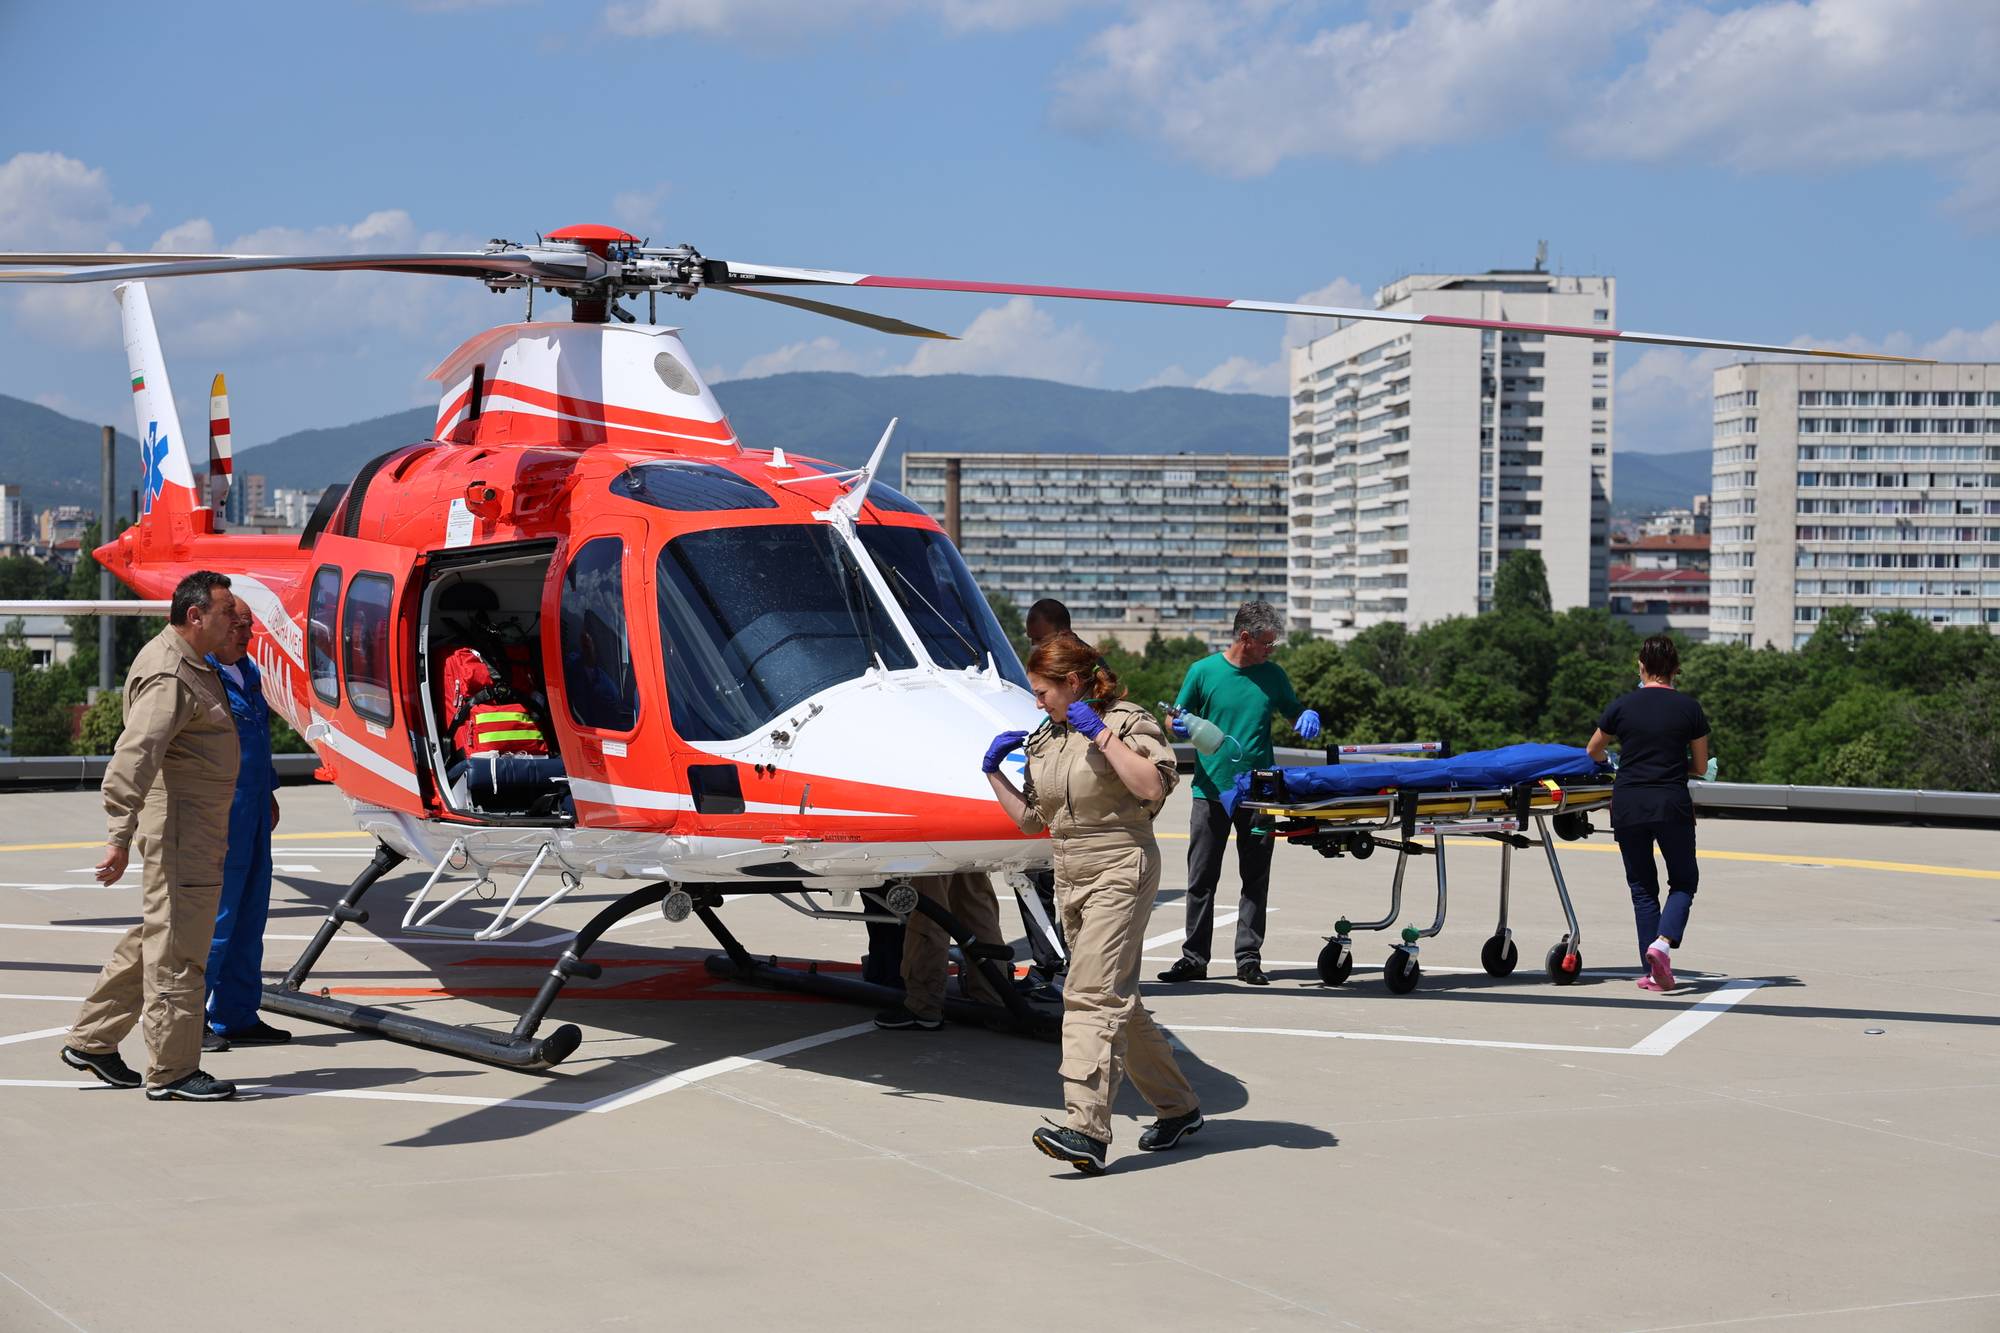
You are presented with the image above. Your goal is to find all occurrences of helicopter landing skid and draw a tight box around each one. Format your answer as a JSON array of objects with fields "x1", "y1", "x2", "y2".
[
  {"x1": 696, "y1": 890, "x2": 1060, "y2": 1040},
  {"x1": 261, "y1": 842, "x2": 672, "y2": 1072}
]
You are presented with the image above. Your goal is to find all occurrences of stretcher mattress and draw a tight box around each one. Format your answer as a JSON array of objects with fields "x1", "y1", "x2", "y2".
[{"x1": 1225, "y1": 743, "x2": 1604, "y2": 815}]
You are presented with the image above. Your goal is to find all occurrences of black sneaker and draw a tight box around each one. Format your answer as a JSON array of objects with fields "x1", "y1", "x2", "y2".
[
  {"x1": 1237, "y1": 963, "x2": 1271, "y2": 987},
  {"x1": 201, "y1": 1030, "x2": 231, "y2": 1054},
  {"x1": 145, "y1": 1070, "x2": 237, "y2": 1102},
  {"x1": 219, "y1": 1020, "x2": 291, "y2": 1045},
  {"x1": 60, "y1": 1045, "x2": 141, "y2": 1089},
  {"x1": 1138, "y1": 1108, "x2": 1205, "y2": 1152},
  {"x1": 1032, "y1": 1124, "x2": 1108, "y2": 1176},
  {"x1": 1156, "y1": 958, "x2": 1207, "y2": 984},
  {"x1": 873, "y1": 1003, "x2": 943, "y2": 1031}
]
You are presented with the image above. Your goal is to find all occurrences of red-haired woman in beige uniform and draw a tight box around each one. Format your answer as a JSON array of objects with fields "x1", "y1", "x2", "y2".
[{"x1": 981, "y1": 633, "x2": 1203, "y2": 1175}]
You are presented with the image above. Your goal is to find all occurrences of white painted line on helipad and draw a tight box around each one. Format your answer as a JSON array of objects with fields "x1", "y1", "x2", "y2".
[
  {"x1": 1170, "y1": 980, "x2": 1770, "y2": 1058},
  {"x1": 0, "y1": 921, "x2": 575, "y2": 949},
  {"x1": 1144, "y1": 906, "x2": 1271, "y2": 952},
  {"x1": 1628, "y1": 980, "x2": 1768, "y2": 1055},
  {"x1": 582, "y1": 1020, "x2": 877, "y2": 1114},
  {"x1": 0, "y1": 994, "x2": 82, "y2": 1003},
  {"x1": 0, "y1": 1027, "x2": 70, "y2": 1047}
]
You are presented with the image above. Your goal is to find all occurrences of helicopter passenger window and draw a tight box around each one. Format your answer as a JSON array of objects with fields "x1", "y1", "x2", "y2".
[
  {"x1": 611, "y1": 461, "x2": 778, "y2": 512},
  {"x1": 656, "y1": 525, "x2": 915, "y2": 741},
  {"x1": 862, "y1": 483, "x2": 929, "y2": 517},
  {"x1": 857, "y1": 525, "x2": 1031, "y2": 687},
  {"x1": 309, "y1": 566, "x2": 341, "y2": 705},
  {"x1": 343, "y1": 572, "x2": 396, "y2": 725},
  {"x1": 560, "y1": 537, "x2": 638, "y2": 732}
]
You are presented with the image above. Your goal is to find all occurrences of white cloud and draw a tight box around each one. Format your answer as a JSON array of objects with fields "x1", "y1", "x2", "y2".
[
  {"x1": 1615, "y1": 317, "x2": 2000, "y2": 456},
  {"x1": 716, "y1": 335, "x2": 882, "y2": 381},
  {"x1": 1053, "y1": 0, "x2": 1640, "y2": 176},
  {"x1": 1147, "y1": 274, "x2": 1368, "y2": 398},
  {"x1": 0, "y1": 151, "x2": 149, "y2": 248},
  {"x1": 609, "y1": 184, "x2": 671, "y2": 241},
  {"x1": 604, "y1": 0, "x2": 1093, "y2": 37},
  {"x1": 1569, "y1": 0, "x2": 2000, "y2": 226},
  {"x1": 893, "y1": 297, "x2": 1105, "y2": 384}
]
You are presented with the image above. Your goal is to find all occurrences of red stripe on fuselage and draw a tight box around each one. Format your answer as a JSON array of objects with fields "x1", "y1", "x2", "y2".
[{"x1": 483, "y1": 378, "x2": 736, "y2": 441}]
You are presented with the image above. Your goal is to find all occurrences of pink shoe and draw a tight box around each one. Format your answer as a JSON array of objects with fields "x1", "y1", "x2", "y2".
[
  {"x1": 1636, "y1": 976, "x2": 1663, "y2": 992},
  {"x1": 1646, "y1": 945, "x2": 1675, "y2": 991}
]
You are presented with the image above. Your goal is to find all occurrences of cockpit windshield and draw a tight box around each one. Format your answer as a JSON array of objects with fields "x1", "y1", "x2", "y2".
[
  {"x1": 857, "y1": 525, "x2": 1030, "y2": 688},
  {"x1": 657, "y1": 525, "x2": 915, "y2": 742}
]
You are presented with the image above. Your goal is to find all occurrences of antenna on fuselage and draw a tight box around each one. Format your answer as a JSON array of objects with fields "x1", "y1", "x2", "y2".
[{"x1": 777, "y1": 417, "x2": 898, "y2": 525}]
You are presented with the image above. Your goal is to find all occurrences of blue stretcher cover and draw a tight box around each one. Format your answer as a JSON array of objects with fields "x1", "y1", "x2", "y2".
[{"x1": 1224, "y1": 743, "x2": 1604, "y2": 816}]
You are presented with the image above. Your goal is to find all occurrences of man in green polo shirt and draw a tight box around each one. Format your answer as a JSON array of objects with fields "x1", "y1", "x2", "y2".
[{"x1": 1158, "y1": 601, "x2": 1320, "y2": 987}]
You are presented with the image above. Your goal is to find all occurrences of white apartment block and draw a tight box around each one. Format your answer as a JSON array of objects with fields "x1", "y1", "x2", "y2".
[
  {"x1": 1710, "y1": 362, "x2": 2000, "y2": 647},
  {"x1": 1288, "y1": 270, "x2": 1612, "y2": 636},
  {"x1": 0, "y1": 484, "x2": 25, "y2": 547}
]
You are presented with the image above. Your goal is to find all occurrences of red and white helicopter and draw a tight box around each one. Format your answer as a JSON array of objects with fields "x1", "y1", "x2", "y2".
[{"x1": 0, "y1": 227, "x2": 1918, "y2": 1067}]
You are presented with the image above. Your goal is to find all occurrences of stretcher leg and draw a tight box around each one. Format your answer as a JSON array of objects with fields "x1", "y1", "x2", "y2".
[
  {"x1": 1317, "y1": 833, "x2": 1413, "y2": 988},
  {"x1": 1536, "y1": 814, "x2": 1584, "y2": 984},
  {"x1": 1481, "y1": 840, "x2": 1521, "y2": 977}
]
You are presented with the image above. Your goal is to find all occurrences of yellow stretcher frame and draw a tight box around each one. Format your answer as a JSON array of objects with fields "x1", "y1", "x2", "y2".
[{"x1": 1239, "y1": 779, "x2": 1615, "y2": 993}]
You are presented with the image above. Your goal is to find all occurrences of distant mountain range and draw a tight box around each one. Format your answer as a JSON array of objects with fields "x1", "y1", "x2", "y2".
[
  {"x1": 0, "y1": 377, "x2": 1709, "y2": 520},
  {"x1": 0, "y1": 396, "x2": 138, "y2": 516},
  {"x1": 1612, "y1": 448, "x2": 1711, "y2": 517}
]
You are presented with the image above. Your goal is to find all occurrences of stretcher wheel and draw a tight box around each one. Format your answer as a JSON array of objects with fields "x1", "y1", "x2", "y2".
[
  {"x1": 1480, "y1": 934, "x2": 1518, "y2": 977},
  {"x1": 1316, "y1": 938, "x2": 1353, "y2": 987},
  {"x1": 1552, "y1": 811, "x2": 1592, "y2": 842},
  {"x1": 1348, "y1": 831, "x2": 1374, "y2": 860},
  {"x1": 1545, "y1": 941, "x2": 1582, "y2": 985},
  {"x1": 1383, "y1": 948, "x2": 1421, "y2": 994}
]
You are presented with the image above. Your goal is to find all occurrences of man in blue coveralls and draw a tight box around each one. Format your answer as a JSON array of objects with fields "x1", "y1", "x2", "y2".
[{"x1": 201, "y1": 604, "x2": 290, "y2": 1051}]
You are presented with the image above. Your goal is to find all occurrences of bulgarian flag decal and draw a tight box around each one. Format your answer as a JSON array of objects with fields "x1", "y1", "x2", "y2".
[{"x1": 130, "y1": 372, "x2": 145, "y2": 393}]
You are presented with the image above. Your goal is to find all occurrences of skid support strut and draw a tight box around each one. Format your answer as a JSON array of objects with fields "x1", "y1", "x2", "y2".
[
  {"x1": 262, "y1": 845, "x2": 661, "y2": 1072},
  {"x1": 698, "y1": 889, "x2": 1057, "y2": 1038}
]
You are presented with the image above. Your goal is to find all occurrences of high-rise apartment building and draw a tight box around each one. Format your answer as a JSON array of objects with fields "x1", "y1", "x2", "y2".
[
  {"x1": 901, "y1": 452, "x2": 1288, "y2": 646},
  {"x1": 1288, "y1": 269, "x2": 1614, "y2": 636},
  {"x1": 0, "y1": 483, "x2": 25, "y2": 547},
  {"x1": 1709, "y1": 362, "x2": 2000, "y2": 646}
]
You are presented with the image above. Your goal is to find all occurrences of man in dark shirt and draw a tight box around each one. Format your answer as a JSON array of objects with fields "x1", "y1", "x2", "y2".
[{"x1": 1587, "y1": 635, "x2": 1713, "y2": 993}]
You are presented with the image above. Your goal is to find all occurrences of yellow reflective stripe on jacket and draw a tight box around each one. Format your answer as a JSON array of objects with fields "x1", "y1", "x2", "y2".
[{"x1": 475, "y1": 728, "x2": 543, "y2": 743}]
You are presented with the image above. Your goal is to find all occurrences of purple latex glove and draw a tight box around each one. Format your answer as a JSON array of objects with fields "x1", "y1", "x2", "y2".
[
  {"x1": 1168, "y1": 712, "x2": 1190, "y2": 739},
  {"x1": 1065, "y1": 701, "x2": 1106, "y2": 740},
  {"x1": 981, "y1": 730, "x2": 1028, "y2": 773}
]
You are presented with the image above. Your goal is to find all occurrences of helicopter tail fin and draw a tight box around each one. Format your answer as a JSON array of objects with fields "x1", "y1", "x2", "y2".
[{"x1": 115, "y1": 281, "x2": 207, "y2": 555}]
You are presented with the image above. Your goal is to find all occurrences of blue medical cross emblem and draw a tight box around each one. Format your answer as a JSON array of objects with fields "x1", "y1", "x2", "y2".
[{"x1": 141, "y1": 421, "x2": 168, "y2": 516}]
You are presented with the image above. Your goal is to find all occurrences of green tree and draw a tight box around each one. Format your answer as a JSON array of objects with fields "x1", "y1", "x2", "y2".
[
  {"x1": 0, "y1": 556, "x2": 64, "y2": 600},
  {"x1": 0, "y1": 620, "x2": 86, "y2": 756},
  {"x1": 1492, "y1": 549, "x2": 1552, "y2": 617},
  {"x1": 985, "y1": 591, "x2": 1029, "y2": 663},
  {"x1": 76, "y1": 689, "x2": 124, "y2": 754}
]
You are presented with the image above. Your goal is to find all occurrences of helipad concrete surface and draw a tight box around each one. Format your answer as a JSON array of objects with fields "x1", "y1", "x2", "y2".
[{"x1": 0, "y1": 784, "x2": 1995, "y2": 1332}]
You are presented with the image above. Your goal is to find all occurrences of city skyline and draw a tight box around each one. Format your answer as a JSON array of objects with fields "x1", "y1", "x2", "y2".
[{"x1": 2, "y1": 1, "x2": 1995, "y2": 465}]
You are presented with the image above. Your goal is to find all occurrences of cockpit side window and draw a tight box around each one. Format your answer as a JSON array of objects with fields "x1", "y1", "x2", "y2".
[
  {"x1": 560, "y1": 537, "x2": 639, "y2": 732},
  {"x1": 655, "y1": 525, "x2": 915, "y2": 741}
]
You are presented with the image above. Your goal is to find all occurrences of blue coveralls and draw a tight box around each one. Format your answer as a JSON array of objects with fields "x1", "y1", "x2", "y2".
[{"x1": 203, "y1": 654, "x2": 278, "y2": 1036}]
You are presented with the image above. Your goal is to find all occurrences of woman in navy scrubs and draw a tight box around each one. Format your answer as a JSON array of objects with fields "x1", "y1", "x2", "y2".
[{"x1": 1587, "y1": 635, "x2": 1713, "y2": 992}]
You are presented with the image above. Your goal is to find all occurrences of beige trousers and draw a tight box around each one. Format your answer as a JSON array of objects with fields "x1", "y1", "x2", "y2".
[
  {"x1": 900, "y1": 872, "x2": 1004, "y2": 1021},
  {"x1": 70, "y1": 796, "x2": 228, "y2": 1088},
  {"x1": 1055, "y1": 832, "x2": 1198, "y2": 1142}
]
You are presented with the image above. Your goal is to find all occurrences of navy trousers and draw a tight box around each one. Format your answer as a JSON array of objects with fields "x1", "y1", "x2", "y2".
[
  {"x1": 206, "y1": 787, "x2": 273, "y2": 1035},
  {"x1": 1614, "y1": 818, "x2": 1699, "y2": 967}
]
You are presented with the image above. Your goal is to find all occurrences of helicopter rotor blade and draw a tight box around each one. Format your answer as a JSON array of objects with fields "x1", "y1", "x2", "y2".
[
  {"x1": 709, "y1": 284, "x2": 955, "y2": 340},
  {"x1": 709, "y1": 261, "x2": 1933, "y2": 364},
  {"x1": 0, "y1": 250, "x2": 600, "y2": 286}
]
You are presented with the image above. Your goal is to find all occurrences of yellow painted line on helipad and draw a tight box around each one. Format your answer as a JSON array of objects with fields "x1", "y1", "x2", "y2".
[
  {"x1": 1233, "y1": 828, "x2": 2000, "y2": 882},
  {"x1": 0, "y1": 829, "x2": 371, "y2": 853}
]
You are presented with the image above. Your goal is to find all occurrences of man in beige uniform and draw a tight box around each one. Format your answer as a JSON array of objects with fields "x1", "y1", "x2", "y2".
[
  {"x1": 875, "y1": 872, "x2": 1006, "y2": 1030},
  {"x1": 61, "y1": 571, "x2": 245, "y2": 1102}
]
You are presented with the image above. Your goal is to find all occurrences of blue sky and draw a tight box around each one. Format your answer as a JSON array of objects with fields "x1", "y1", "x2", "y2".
[{"x1": 2, "y1": 0, "x2": 1995, "y2": 459}]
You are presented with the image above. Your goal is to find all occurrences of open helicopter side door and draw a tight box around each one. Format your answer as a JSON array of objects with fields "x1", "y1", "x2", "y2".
[
  {"x1": 302, "y1": 533, "x2": 425, "y2": 814},
  {"x1": 543, "y1": 518, "x2": 674, "y2": 833}
]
